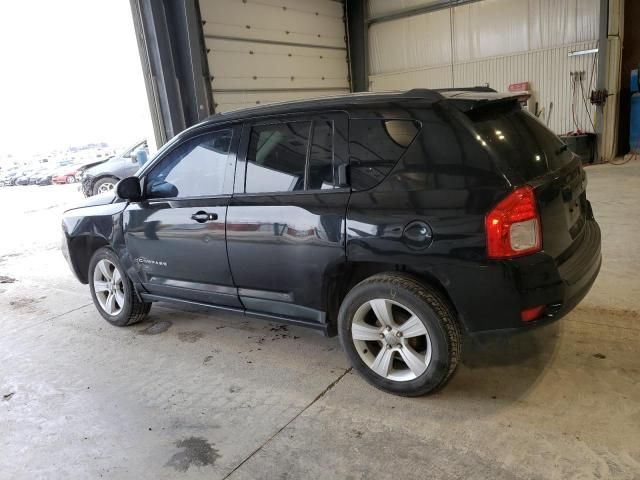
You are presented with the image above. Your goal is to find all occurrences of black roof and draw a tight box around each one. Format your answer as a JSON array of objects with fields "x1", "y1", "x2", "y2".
[{"x1": 204, "y1": 87, "x2": 520, "y2": 125}]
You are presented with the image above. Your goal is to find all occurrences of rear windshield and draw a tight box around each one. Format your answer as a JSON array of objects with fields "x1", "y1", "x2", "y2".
[{"x1": 465, "y1": 102, "x2": 573, "y2": 181}]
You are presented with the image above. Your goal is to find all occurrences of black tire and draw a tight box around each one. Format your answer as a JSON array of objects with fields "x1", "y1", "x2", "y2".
[
  {"x1": 88, "y1": 247, "x2": 151, "y2": 326},
  {"x1": 92, "y1": 176, "x2": 118, "y2": 196},
  {"x1": 338, "y1": 272, "x2": 462, "y2": 397}
]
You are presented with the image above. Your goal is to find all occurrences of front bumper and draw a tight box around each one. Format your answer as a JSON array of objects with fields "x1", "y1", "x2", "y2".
[
  {"x1": 61, "y1": 228, "x2": 83, "y2": 283},
  {"x1": 80, "y1": 175, "x2": 94, "y2": 197}
]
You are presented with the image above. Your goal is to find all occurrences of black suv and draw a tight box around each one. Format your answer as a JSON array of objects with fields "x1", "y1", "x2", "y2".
[{"x1": 61, "y1": 89, "x2": 601, "y2": 396}]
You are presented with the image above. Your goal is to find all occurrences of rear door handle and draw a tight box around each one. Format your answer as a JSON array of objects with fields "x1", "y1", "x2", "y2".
[{"x1": 191, "y1": 211, "x2": 218, "y2": 223}]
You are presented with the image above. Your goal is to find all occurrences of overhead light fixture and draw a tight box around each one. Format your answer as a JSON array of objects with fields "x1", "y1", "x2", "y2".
[{"x1": 568, "y1": 48, "x2": 598, "y2": 57}]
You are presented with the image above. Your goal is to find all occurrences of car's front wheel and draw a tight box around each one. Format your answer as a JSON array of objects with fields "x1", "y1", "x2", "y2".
[
  {"x1": 93, "y1": 177, "x2": 118, "y2": 195},
  {"x1": 89, "y1": 247, "x2": 151, "y2": 326},
  {"x1": 338, "y1": 273, "x2": 462, "y2": 396}
]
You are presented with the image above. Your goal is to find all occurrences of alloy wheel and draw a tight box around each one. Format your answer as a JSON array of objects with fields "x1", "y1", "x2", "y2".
[
  {"x1": 98, "y1": 182, "x2": 115, "y2": 194},
  {"x1": 92, "y1": 259, "x2": 125, "y2": 316},
  {"x1": 351, "y1": 298, "x2": 432, "y2": 382}
]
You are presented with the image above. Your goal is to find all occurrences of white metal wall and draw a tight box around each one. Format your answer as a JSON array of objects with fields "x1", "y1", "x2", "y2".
[
  {"x1": 199, "y1": 0, "x2": 350, "y2": 113},
  {"x1": 368, "y1": 0, "x2": 600, "y2": 134}
]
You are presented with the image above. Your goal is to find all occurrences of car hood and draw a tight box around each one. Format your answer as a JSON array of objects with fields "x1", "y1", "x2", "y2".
[
  {"x1": 80, "y1": 158, "x2": 110, "y2": 173},
  {"x1": 64, "y1": 191, "x2": 120, "y2": 211},
  {"x1": 84, "y1": 158, "x2": 123, "y2": 177}
]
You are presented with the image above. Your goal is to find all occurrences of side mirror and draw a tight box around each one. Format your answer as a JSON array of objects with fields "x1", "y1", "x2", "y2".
[{"x1": 116, "y1": 176, "x2": 142, "y2": 201}]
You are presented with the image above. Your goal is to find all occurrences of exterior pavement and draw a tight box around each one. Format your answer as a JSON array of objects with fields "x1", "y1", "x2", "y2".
[{"x1": 1, "y1": 162, "x2": 639, "y2": 479}]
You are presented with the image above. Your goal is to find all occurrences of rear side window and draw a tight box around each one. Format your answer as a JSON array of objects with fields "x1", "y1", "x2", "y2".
[
  {"x1": 466, "y1": 104, "x2": 573, "y2": 181},
  {"x1": 246, "y1": 122, "x2": 310, "y2": 193},
  {"x1": 245, "y1": 120, "x2": 337, "y2": 194},
  {"x1": 349, "y1": 119, "x2": 420, "y2": 191}
]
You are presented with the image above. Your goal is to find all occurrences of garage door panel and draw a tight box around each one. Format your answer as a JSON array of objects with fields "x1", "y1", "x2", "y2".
[
  {"x1": 200, "y1": 0, "x2": 346, "y2": 49},
  {"x1": 200, "y1": 0, "x2": 348, "y2": 112},
  {"x1": 213, "y1": 90, "x2": 349, "y2": 113},
  {"x1": 206, "y1": 38, "x2": 347, "y2": 59},
  {"x1": 206, "y1": 38, "x2": 348, "y2": 90},
  {"x1": 212, "y1": 74, "x2": 348, "y2": 91}
]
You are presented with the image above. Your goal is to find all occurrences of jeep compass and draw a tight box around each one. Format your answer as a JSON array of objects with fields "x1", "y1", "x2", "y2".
[{"x1": 61, "y1": 89, "x2": 601, "y2": 396}]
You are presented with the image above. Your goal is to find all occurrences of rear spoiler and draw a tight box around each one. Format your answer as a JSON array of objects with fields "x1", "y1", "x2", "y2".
[
  {"x1": 440, "y1": 92, "x2": 526, "y2": 115},
  {"x1": 435, "y1": 87, "x2": 498, "y2": 93}
]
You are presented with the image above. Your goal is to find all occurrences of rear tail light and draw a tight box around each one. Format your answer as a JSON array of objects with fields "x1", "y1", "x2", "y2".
[
  {"x1": 485, "y1": 186, "x2": 541, "y2": 259},
  {"x1": 521, "y1": 305, "x2": 545, "y2": 322}
]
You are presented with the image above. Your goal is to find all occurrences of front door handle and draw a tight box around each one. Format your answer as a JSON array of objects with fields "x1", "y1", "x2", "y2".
[{"x1": 191, "y1": 211, "x2": 218, "y2": 223}]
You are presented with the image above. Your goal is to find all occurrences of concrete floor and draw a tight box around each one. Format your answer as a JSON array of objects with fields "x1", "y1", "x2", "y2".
[{"x1": 1, "y1": 162, "x2": 639, "y2": 479}]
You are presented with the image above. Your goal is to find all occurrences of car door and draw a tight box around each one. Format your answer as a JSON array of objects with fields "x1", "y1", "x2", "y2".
[
  {"x1": 226, "y1": 113, "x2": 349, "y2": 325},
  {"x1": 123, "y1": 125, "x2": 242, "y2": 308}
]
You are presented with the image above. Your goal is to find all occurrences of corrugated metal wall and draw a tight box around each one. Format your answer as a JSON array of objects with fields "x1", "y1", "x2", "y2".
[
  {"x1": 368, "y1": 0, "x2": 600, "y2": 134},
  {"x1": 200, "y1": 0, "x2": 350, "y2": 113}
]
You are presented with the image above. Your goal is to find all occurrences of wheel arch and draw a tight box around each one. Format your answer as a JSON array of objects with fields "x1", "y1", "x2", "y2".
[
  {"x1": 68, "y1": 234, "x2": 111, "y2": 284},
  {"x1": 323, "y1": 261, "x2": 463, "y2": 335}
]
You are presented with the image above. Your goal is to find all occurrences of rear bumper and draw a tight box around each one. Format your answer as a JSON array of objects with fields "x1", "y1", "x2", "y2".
[{"x1": 432, "y1": 219, "x2": 601, "y2": 335}]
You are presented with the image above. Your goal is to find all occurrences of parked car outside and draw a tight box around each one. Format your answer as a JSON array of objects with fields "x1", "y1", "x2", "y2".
[
  {"x1": 14, "y1": 169, "x2": 36, "y2": 185},
  {"x1": 0, "y1": 167, "x2": 22, "y2": 186},
  {"x1": 75, "y1": 156, "x2": 112, "y2": 188},
  {"x1": 52, "y1": 165, "x2": 81, "y2": 184},
  {"x1": 28, "y1": 169, "x2": 45, "y2": 185},
  {"x1": 80, "y1": 140, "x2": 148, "y2": 196},
  {"x1": 35, "y1": 166, "x2": 61, "y2": 186},
  {"x1": 61, "y1": 89, "x2": 601, "y2": 396}
]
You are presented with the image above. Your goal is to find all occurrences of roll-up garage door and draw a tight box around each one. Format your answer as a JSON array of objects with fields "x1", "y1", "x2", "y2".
[
  {"x1": 367, "y1": 0, "x2": 600, "y2": 135},
  {"x1": 199, "y1": 0, "x2": 350, "y2": 113}
]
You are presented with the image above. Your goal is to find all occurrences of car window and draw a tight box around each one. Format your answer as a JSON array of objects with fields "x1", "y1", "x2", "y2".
[
  {"x1": 349, "y1": 119, "x2": 420, "y2": 191},
  {"x1": 145, "y1": 130, "x2": 232, "y2": 199},
  {"x1": 308, "y1": 120, "x2": 336, "y2": 190},
  {"x1": 245, "y1": 121, "x2": 311, "y2": 193},
  {"x1": 465, "y1": 103, "x2": 573, "y2": 181}
]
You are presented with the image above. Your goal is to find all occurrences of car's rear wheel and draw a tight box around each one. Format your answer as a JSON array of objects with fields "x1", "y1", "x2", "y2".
[
  {"x1": 89, "y1": 247, "x2": 151, "y2": 326},
  {"x1": 338, "y1": 273, "x2": 462, "y2": 396},
  {"x1": 93, "y1": 177, "x2": 118, "y2": 195},
  {"x1": 66, "y1": 175, "x2": 76, "y2": 184}
]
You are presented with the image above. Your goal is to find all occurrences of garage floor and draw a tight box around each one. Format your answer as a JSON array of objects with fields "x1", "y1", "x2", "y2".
[{"x1": 1, "y1": 161, "x2": 639, "y2": 479}]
